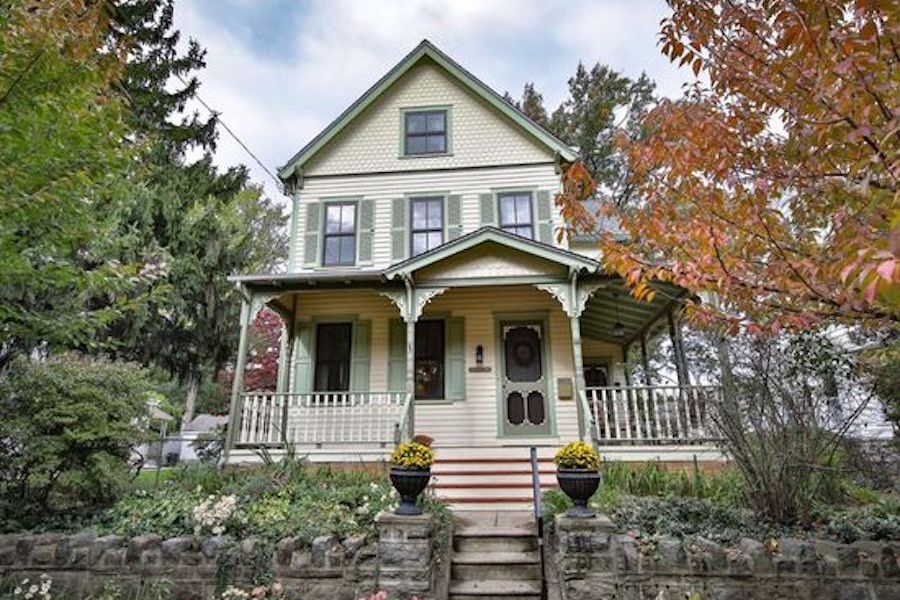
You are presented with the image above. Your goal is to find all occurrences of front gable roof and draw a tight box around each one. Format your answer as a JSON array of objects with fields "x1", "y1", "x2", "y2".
[
  {"x1": 383, "y1": 226, "x2": 599, "y2": 280},
  {"x1": 278, "y1": 40, "x2": 577, "y2": 182}
]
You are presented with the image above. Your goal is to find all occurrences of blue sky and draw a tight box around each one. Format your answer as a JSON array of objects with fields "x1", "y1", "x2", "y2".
[{"x1": 174, "y1": 0, "x2": 693, "y2": 198}]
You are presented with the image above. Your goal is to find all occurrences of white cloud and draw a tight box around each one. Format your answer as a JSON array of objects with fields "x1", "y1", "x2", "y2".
[{"x1": 173, "y1": 0, "x2": 693, "y2": 199}]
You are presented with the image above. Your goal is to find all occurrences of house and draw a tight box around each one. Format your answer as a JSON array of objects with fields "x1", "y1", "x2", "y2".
[{"x1": 225, "y1": 40, "x2": 723, "y2": 509}]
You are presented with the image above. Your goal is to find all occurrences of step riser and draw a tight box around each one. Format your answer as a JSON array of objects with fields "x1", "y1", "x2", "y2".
[
  {"x1": 432, "y1": 474, "x2": 556, "y2": 485},
  {"x1": 449, "y1": 595, "x2": 541, "y2": 600},
  {"x1": 445, "y1": 502, "x2": 534, "y2": 511},
  {"x1": 452, "y1": 563, "x2": 541, "y2": 581},
  {"x1": 454, "y1": 537, "x2": 537, "y2": 553}
]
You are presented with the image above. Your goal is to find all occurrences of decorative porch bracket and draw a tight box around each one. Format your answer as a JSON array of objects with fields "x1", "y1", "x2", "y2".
[
  {"x1": 534, "y1": 279, "x2": 604, "y2": 442},
  {"x1": 379, "y1": 285, "x2": 447, "y2": 441}
]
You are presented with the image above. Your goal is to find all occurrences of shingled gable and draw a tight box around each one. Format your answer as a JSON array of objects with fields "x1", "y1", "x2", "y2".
[{"x1": 277, "y1": 39, "x2": 578, "y2": 182}]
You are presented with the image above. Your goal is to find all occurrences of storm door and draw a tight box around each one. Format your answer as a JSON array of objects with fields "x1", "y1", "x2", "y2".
[{"x1": 499, "y1": 321, "x2": 551, "y2": 436}]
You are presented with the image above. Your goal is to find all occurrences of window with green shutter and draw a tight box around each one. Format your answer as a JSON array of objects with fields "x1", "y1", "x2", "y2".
[{"x1": 387, "y1": 317, "x2": 465, "y2": 401}]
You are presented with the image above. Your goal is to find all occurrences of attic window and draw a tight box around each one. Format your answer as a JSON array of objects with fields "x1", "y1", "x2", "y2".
[{"x1": 404, "y1": 109, "x2": 447, "y2": 155}]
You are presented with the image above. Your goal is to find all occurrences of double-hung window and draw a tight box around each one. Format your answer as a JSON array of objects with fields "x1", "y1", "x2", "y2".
[
  {"x1": 498, "y1": 192, "x2": 533, "y2": 239},
  {"x1": 410, "y1": 197, "x2": 443, "y2": 256},
  {"x1": 404, "y1": 110, "x2": 447, "y2": 155},
  {"x1": 323, "y1": 202, "x2": 356, "y2": 266},
  {"x1": 414, "y1": 320, "x2": 445, "y2": 400},
  {"x1": 313, "y1": 323, "x2": 352, "y2": 391}
]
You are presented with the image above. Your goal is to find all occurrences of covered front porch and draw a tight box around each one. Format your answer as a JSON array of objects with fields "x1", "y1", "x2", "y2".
[{"x1": 224, "y1": 228, "x2": 723, "y2": 464}]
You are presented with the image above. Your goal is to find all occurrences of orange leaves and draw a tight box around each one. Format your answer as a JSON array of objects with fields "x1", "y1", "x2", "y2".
[{"x1": 559, "y1": 0, "x2": 899, "y2": 331}]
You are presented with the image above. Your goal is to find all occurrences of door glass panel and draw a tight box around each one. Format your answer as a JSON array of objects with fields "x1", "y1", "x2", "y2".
[
  {"x1": 527, "y1": 391, "x2": 545, "y2": 424},
  {"x1": 507, "y1": 391, "x2": 525, "y2": 425},
  {"x1": 504, "y1": 326, "x2": 542, "y2": 382}
]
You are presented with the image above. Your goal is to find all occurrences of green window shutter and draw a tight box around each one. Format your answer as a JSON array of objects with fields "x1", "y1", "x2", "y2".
[
  {"x1": 446, "y1": 194, "x2": 462, "y2": 240},
  {"x1": 292, "y1": 322, "x2": 313, "y2": 392},
  {"x1": 445, "y1": 317, "x2": 466, "y2": 401},
  {"x1": 303, "y1": 203, "x2": 322, "y2": 267},
  {"x1": 536, "y1": 190, "x2": 554, "y2": 244},
  {"x1": 479, "y1": 193, "x2": 496, "y2": 227},
  {"x1": 358, "y1": 199, "x2": 375, "y2": 264},
  {"x1": 350, "y1": 320, "x2": 371, "y2": 391},
  {"x1": 387, "y1": 319, "x2": 407, "y2": 392},
  {"x1": 391, "y1": 198, "x2": 408, "y2": 262}
]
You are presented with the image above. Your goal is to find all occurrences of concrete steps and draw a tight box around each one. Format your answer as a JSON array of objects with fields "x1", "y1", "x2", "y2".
[
  {"x1": 450, "y1": 524, "x2": 542, "y2": 600},
  {"x1": 431, "y1": 446, "x2": 558, "y2": 511}
]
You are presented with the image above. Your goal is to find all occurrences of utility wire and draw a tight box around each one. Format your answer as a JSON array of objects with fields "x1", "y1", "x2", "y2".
[{"x1": 173, "y1": 73, "x2": 285, "y2": 194}]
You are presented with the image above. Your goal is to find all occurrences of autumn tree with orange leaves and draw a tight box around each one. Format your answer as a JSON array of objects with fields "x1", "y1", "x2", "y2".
[{"x1": 558, "y1": 0, "x2": 899, "y2": 331}]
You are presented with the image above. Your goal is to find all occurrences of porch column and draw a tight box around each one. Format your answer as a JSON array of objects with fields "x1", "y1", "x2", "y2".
[
  {"x1": 667, "y1": 307, "x2": 690, "y2": 386},
  {"x1": 569, "y1": 312, "x2": 587, "y2": 441},
  {"x1": 640, "y1": 334, "x2": 653, "y2": 385},
  {"x1": 225, "y1": 294, "x2": 253, "y2": 458},
  {"x1": 621, "y1": 343, "x2": 632, "y2": 387},
  {"x1": 404, "y1": 279, "x2": 417, "y2": 439}
]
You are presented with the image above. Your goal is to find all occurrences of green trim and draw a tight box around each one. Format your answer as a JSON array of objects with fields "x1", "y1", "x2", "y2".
[
  {"x1": 398, "y1": 105, "x2": 453, "y2": 158},
  {"x1": 494, "y1": 312, "x2": 557, "y2": 438},
  {"x1": 384, "y1": 226, "x2": 598, "y2": 279},
  {"x1": 287, "y1": 187, "x2": 301, "y2": 272},
  {"x1": 301, "y1": 160, "x2": 557, "y2": 181},
  {"x1": 277, "y1": 40, "x2": 577, "y2": 181}
]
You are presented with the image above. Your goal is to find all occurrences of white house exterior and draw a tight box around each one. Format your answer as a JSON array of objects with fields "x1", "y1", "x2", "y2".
[{"x1": 226, "y1": 41, "x2": 722, "y2": 508}]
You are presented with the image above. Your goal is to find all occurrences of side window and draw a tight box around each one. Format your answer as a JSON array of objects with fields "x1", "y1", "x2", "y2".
[
  {"x1": 314, "y1": 323, "x2": 352, "y2": 391},
  {"x1": 404, "y1": 110, "x2": 447, "y2": 156},
  {"x1": 498, "y1": 192, "x2": 533, "y2": 239},
  {"x1": 323, "y1": 202, "x2": 356, "y2": 266},
  {"x1": 415, "y1": 320, "x2": 445, "y2": 400},
  {"x1": 410, "y1": 197, "x2": 444, "y2": 256}
]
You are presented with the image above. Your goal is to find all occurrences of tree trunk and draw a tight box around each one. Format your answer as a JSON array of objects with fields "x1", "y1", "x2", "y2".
[{"x1": 182, "y1": 369, "x2": 199, "y2": 428}]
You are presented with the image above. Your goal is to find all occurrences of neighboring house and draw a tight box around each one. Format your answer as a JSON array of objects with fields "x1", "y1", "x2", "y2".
[{"x1": 226, "y1": 41, "x2": 721, "y2": 509}]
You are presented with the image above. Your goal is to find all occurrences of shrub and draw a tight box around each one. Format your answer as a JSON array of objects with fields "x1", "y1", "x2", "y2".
[
  {"x1": 390, "y1": 442, "x2": 434, "y2": 469},
  {"x1": 0, "y1": 356, "x2": 152, "y2": 530},
  {"x1": 554, "y1": 441, "x2": 600, "y2": 470}
]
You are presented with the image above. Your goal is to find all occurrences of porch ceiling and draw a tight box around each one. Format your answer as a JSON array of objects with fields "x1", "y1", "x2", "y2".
[{"x1": 580, "y1": 281, "x2": 686, "y2": 347}]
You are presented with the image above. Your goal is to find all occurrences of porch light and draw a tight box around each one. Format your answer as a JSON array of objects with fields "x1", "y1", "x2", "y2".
[
  {"x1": 613, "y1": 292, "x2": 626, "y2": 338},
  {"x1": 475, "y1": 344, "x2": 484, "y2": 365}
]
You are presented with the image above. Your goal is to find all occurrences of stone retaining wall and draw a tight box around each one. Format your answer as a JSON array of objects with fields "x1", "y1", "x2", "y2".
[
  {"x1": 551, "y1": 515, "x2": 900, "y2": 600},
  {"x1": 0, "y1": 513, "x2": 438, "y2": 600}
]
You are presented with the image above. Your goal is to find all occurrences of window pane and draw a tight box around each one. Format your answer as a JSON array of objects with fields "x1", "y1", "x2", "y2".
[
  {"x1": 426, "y1": 112, "x2": 445, "y2": 132},
  {"x1": 325, "y1": 205, "x2": 342, "y2": 233},
  {"x1": 514, "y1": 226, "x2": 533, "y2": 239},
  {"x1": 406, "y1": 113, "x2": 426, "y2": 134},
  {"x1": 499, "y1": 197, "x2": 515, "y2": 225},
  {"x1": 428, "y1": 231, "x2": 442, "y2": 250},
  {"x1": 412, "y1": 233, "x2": 428, "y2": 256},
  {"x1": 427, "y1": 199, "x2": 443, "y2": 228},
  {"x1": 324, "y1": 237, "x2": 341, "y2": 265},
  {"x1": 406, "y1": 136, "x2": 427, "y2": 154},
  {"x1": 412, "y1": 200, "x2": 428, "y2": 229},
  {"x1": 415, "y1": 320, "x2": 444, "y2": 400},
  {"x1": 426, "y1": 134, "x2": 446, "y2": 153},
  {"x1": 314, "y1": 323, "x2": 352, "y2": 392},
  {"x1": 515, "y1": 196, "x2": 531, "y2": 224},
  {"x1": 339, "y1": 236, "x2": 355, "y2": 264},
  {"x1": 340, "y1": 204, "x2": 355, "y2": 233}
]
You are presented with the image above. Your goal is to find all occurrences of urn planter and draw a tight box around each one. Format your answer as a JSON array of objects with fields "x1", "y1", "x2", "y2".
[
  {"x1": 556, "y1": 468, "x2": 601, "y2": 518},
  {"x1": 389, "y1": 467, "x2": 431, "y2": 515}
]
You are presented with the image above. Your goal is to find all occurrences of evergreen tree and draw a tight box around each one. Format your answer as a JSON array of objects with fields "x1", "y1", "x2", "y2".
[
  {"x1": 104, "y1": 0, "x2": 286, "y2": 422},
  {"x1": 508, "y1": 64, "x2": 656, "y2": 208}
]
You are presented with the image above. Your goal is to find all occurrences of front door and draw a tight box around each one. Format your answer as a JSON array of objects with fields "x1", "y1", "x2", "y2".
[{"x1": 499, "y1": 321, "x2": 552, "y2": 436}]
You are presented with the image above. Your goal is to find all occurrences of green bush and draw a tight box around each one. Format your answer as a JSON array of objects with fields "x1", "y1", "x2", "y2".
[{"x1": 0, "y1": 356, "x2": 152, "y2": 530}]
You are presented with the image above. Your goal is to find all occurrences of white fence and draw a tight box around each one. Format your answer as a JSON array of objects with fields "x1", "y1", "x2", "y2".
[
  {"x1": 583, "y1": 386, "x2": 722, "y2": 444},
  {"x1": 236, "y1": 392, "x2": 411, "y2": 446}
]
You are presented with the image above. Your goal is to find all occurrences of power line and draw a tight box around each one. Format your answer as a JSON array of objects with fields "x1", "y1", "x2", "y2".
[{"x1": 173, "y1": 73, "x2": 285, "y2": 195}]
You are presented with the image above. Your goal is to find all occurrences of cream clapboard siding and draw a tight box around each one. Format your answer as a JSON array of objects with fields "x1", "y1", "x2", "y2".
[
  {"x1": 289, "y1": 163, "x2": 564, "y2": 271},
  {"x1": 303, "y1": 61, "x2": 552, "y2": 177},
  {"x1": 281, "y1": 285, "x2": 617, "y2": 447}
]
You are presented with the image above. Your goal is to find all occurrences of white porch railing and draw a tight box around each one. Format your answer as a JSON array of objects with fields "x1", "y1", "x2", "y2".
[
  {"x1": 583, "y1": 386, "x2": 722, "y2": 444},
  {"x1": 236, "y1": 391, "x2": 411, "y2": 446}
]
